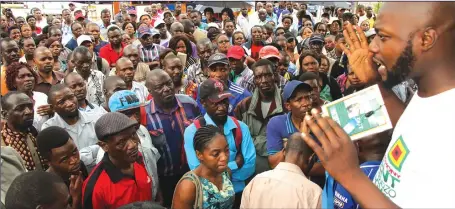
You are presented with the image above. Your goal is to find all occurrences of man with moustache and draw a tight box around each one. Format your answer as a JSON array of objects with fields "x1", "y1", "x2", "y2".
[
  {"x1": 162, "y1": 53, "x2": 198, "y2": 100},
  {"x1": 115, "y1": 58, "x2": 148, "y2": 102},
  {"x1": 42, "y1": 84, "x2": 100, "y2": 152},
  {"x1": 300, "y1": 2, "x2": 455, "y2": 208},
  {"x1": 64, "y1": 72, "x2": 107, "y2": 115},
  {"x1": 187, "y1": 38, "x2": 214, "y2": 85},
  {"x1": 110, "y1": 45, "x2": 151, "y2": 84},
  {"x1": 1, "y1": 38, "x2": 20, "y2": 96},
  {"x1": 19, "y1": 37, "x2": 36, "y2": 68},
  {"x1": 33, "y1": 47, "x2": 65, "y2": 95},
  {"x1": 1, "y1": 92, "x2": 48, "y2": 171}
]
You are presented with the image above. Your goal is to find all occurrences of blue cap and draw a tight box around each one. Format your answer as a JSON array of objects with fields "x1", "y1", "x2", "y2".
[
  {"x1": 108, "y1": 90, "x2": 142, "y2": 112},
  {"x1": 282, "y1": 80, "x2": 312, "y2": 101}
]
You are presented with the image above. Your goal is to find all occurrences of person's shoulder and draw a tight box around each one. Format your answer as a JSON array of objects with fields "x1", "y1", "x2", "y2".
[
  {"x1": 229, "y1": 82, "x2": 246, "y2": 94},
  {"x1": 269, "y1": 114, "x2": 287, "y2": 124}
]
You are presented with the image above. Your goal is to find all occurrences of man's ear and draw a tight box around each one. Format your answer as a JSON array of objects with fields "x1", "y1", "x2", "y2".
[
  {"x1": 421, "y1": 28, "x2": 437, "y2": 52},
  {"x1": 284, "y1": 102, "x2": 291, "y2": 112},
  {"x1": 1, "y1": 110, "x2": 8, "y2": 120},
  {"x1": 97, "y1": 141, "x2": 109, "y2": 152}
]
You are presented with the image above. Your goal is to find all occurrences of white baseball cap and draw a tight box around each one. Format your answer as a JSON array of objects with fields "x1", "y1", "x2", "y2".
[{"x1": 77, "y1": 35, "x2": 92, "y2": 46}]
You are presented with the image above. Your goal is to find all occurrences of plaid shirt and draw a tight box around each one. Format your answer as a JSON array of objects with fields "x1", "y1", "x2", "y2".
[
  {"x1": 186, "y1": 61, "x2": 208, "y2": 85},
  {"x1": 142, "y1": 95, "x2": 200, "y2": 176},
  {"x1": 138, "y1": 44, "x2": 165, "y2": 63},
  {"x1": 232, "y1": 66, "x2": 255, "y2": 93}
]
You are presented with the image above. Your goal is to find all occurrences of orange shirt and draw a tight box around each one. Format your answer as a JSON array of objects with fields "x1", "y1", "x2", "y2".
[{"x1": 1, "y1": 65, "x2": 8, "y2": 96}]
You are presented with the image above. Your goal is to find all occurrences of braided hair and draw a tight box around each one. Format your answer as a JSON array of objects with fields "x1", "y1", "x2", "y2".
[{"x1": 193, "y1": 125, "x2": 224, "y2": 152}]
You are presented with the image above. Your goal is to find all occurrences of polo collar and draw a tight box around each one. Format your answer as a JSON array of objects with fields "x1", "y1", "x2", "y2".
[
  {"x1": 36, "y1": 71, "x2": 64, "y2": 85},
  {"x1": 150, "y1": 96, "x2": 182, "y2": 114},
  {"x1": 203, "y1": 114, "x2": 237, "y2": 136},
  {"x1": 101, "y1": 152, "x2": 134, "y2": 183},
  {"x1": 285, "y1": 113, "x2": 298, "y2": 135}
]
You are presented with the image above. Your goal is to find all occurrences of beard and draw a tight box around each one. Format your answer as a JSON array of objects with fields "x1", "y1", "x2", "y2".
[{"x1": 383, "y1": 38, "x2": 415, "y2": 89}]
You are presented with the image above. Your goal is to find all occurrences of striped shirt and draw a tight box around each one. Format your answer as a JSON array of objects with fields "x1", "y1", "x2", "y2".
[
  {"x1": 142, "y1": 94, "x2": 200, "y2": 177},
  {"x1": 138, "y1": 44, "x2": 165, "y2": 63},
  {"x1": 197, "y1": 81, "x2": 252, "y2": 116},
  {"x1": 231, "y1": 66, "x2": 255, "y2": 93}
]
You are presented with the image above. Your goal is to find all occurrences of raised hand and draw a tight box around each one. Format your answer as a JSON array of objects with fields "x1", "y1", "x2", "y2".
[
  {"x1": 301, "y1": 109, "x2": 361, "y2": 183},
  {"x1": 69, "y1": 171, "x2": 83, "y2": 209},
  {"x1": 340, "y1": 22, "x2": 379, "y2": 84},
  {"x1": 36, "y1": 104, "x2": 53, "y2": 116}
]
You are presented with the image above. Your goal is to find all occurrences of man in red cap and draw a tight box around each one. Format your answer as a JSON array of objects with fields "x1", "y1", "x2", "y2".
[
  {"x1": 228, "y1": 46, "x2": 255, "y2": 93},
  {"x1": 259, "y1": 45, "x2": 289, "y2": 90}
]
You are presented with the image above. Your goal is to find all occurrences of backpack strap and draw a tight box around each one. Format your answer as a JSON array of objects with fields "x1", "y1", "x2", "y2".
[
  {"x1": 193, "y1": 116, "x2": 206, "y2": 129},
  {"x1": 172, "y1": 171, "x2": 204, "y2": 209},
  {"x1": 230, "y1": 116, "x2": 242, "y2": 152}
]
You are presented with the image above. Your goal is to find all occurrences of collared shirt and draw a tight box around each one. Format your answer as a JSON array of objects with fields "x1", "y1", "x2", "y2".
[
  {"x1": 138, "y1": 44, "x2": 165, "y2": 63},
  {"x1": 142, "y1": 94, "x2": 200, "y2": 177},
  {"x1": 99, "y1": 43, "x2": 126, "y2": 66},
  {"x1": 79, "y1": 99, "x2": 108, "y2": 115},
  {"x1": 197, "y1": 81, "x2": 251, "y2": 116},
  {"x1": 1, "y1": 124, "x2": 48, "y2": 171},
  {"x1": 32, "y1": 91, "x2": 49, "y2": 131},
  {"x1": 266, "y1": 13, "x2": 278, "y2": 24},
  {"x1": 62, "y1": 22, "x2": 73, "y2": 45},
  {"x1": 266, "y1": 113, "x2": 298, "y2": 155},
  {"x1": 240, "y1": 162, "x2": 322, "y2": 208},
  {"x1": 34, "y1": 71, "x2": 65, "y2": 95},
  {"x1": 334, "y1": 161, "x2": 381, "y2": 209},
  {"x1": 184, "y1": 114, "x2": 256, "y2": 193},
  {"x1": 130, "y1": 81, "x2": 148, "y2": 103},
  {"x1": 82, "y1": 153, "x2": 152, "y2": 209},
  {"x1": 82, "y1": 70, "x2": 106, "y2": 106},
  {"x1": 231, "y1": 66, "x2": 255, "y2": 93},
  {"x1": 236, "y1": 14, "x2": 251, "y2": 39},
  {"x1": 98, "y1": 22, "x2": 112, "y2": 41},
  {"x1": 42, "y1": 110, "x2": 101, "y2": 150},
  {"x1": 198, "y1": 22, "x2": 208, "y2": 30},
  {"x1": 109, "y1": 62, "x2": 150, "y2": 84},
  {"x1": 94, "y1": 40, "x2": 109, "y2": 56},
  {"x1": 186, "y1": 60, "x2": 208, "y2": 85},
  {"x1": 159, "y1": 32, "x2": 172, "y2": 46}
]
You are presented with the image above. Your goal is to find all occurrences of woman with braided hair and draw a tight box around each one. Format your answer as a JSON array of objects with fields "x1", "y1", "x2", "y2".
[{"x1": 172, "y1": 125, "x2": 235, "y2": 209}]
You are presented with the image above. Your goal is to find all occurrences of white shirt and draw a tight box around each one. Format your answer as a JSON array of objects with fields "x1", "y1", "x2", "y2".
[
  {"x1": 130, "y1": 81, "x2": 149, "y2": 103},
  {"x1": 373, "y1": 89, "x2": 455, "y2": 207},
  {"x1": 61, "y1": 22, "x2": 73, "y2": 46},
  {"x1": 32, "y1": 91, "x2": 49, "y2": 131},
  {"x1": 160, "y1": 31, "x2": 172, "y2": 46},
  {"x1": 237, "y1": 14, "x2": 251, "y2": 39},
  {"x1": 85, "y1": 70, "x2": 106, "y2": 106}
]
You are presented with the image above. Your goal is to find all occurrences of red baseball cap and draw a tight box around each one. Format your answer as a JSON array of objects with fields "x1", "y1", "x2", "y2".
[
  {"x1": 227, "y1": 46, "x2": 245, "y2": 60},
  {"x1": 75, "y1": 13, "x2": 85, "y2": 20},
  {"x1": 259, "y1": 45, "x2": 281, "y2": 60}
]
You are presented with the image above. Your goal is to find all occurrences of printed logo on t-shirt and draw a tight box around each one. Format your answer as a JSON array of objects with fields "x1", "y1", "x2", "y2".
[{"x1": 374, "y1": 135, "x2": 410, "y2": 200}]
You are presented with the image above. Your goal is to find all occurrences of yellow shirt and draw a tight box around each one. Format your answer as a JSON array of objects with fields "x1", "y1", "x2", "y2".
[{"x1": 369, "y1": 18, "x2": 375, "y2": 28}]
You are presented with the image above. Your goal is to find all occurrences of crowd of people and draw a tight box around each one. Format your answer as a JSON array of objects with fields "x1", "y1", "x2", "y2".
[{"x1": 1, "y1": 1, "x2": 455, "y2": 209}]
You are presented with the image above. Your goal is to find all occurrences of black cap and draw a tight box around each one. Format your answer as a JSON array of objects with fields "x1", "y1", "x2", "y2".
[
  {"x1": 199, "y1": 78, "x2": 233, "y2": 103},
  {"x1": 284, "y1": 32, "x2": 296, "y2": 42},
  {"x1": 207, "y1": 53, "x2": 229, "y2": 68}
]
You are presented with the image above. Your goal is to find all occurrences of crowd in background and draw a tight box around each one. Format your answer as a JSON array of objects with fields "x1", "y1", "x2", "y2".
[{"x1": 1, "y1": 1, "x2": 453, "y2": 209}]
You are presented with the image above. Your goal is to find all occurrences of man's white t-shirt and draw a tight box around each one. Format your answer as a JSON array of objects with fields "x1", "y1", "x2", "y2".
[{"x1": 373, "y1": 88, "x2": 455, "y2": 207}]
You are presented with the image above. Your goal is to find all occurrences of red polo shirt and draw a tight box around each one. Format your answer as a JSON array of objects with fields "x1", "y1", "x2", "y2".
[
  {"x1": 82, "y1": 153, "x2": 152, "y2": 209},
  {"x1": 99, "y1": 43, "x2": 126, "y2": 67}
]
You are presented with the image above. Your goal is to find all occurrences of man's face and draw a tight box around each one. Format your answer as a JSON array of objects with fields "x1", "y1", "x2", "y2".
[
  {"x1": 63, "y1": 10, "x2": 71, "y2": 22},
  {"x1": 73, "y1": 52, "x2": 92, "y2": 77},
  {"x1": 229, "y1": 57, "x2": 244, "y2": 74},
  {"x1": 302, "y1": 56, "x2": 319, "y2": 72},
  {"x1": 190, "y1": 12, "x2": 201, "y2": 26},
  {"x1": 324, "y1": 37, "x2": 336, "y2": 51},
  {"x1": 170, "y1": 24, "x2": 184, "y2": 36},
  {"x1": 116, "y1": 60, "x2": 135, "y2": 84},
  {"x1": 164, "y1": 13, "x2": 174, "y2": 25},
  {"x1": 266, "y1": 3, "x2": 273, "y2": 14},
  {"x1": 358, "y1": 7, "x2": 365, "y2": 16},
  {"x1": 258, "y1": 11, "x2": 266, "y2": 21},
  {"x1": 309, "y1": 41, "x2": 324, "y2": 54},
  {"x1": 152, "y1": 35, "x2": 160, "y2": 45},
  {"x1": 139, "y1": 34, "x2": 153, "y2": 48},
  {"x1": 293, "y1": 3, "x2": 299, "y2": 10},
  {"x1": 69, "y1": 4, "x2": 76, "y2": 11},
  {"x1": 283, "y1": 18, "x2": 292, "y2": 30},
  {"x1": 366, "y1": 7, "x2": 373, "y2": 16},
  {"x1": 123, "y1": 48, "x2": 140, "y2": 68},
  {"x1": 66, "y1": 74, "x2": 87, "y2": 102},
  {"x1": 233, "y1": 33, "x2": 245, "y2": 46},
  {"x1": 34, "y1": 10, "x2": 42, "y2": 20},
  {"x1": 251, "y1": 27, "x2": 262, "y2": 42},
  {"x1": 254, "y1": 65, "x2": 275, "y2": 97},
  {"x1": 147, "y1": 73, "x2": 175, "y2": 104},
  {"x1": 156, "y1": 24, "x2": 167, "y2": 36},
  {"x1": 151, "y1": 5, "x2": 158, "y2": 14},
  {"x1": 3, "y1": 93, "x2": 34, "y2": 130},
  {"x1": 16, "y1": 17, "x2": 26, "y2": 28},
  {"x1": 315, "y1": 24, "x2": 327, "y2": 35},
  {"x1": 27, "y1": 17, "x2": 36, "y2": 27},
  {"x1": 101, "y1": 126, "x2": 139, "y2": 164},
  {"x1": 71, "y1": 23, "x2": 83, "y2": 38},
  {"x1": 9, "y1": 29, "x2": 21, "y2": 41},
  {"x1": 101, "y1": 12, "x2": 111, "y2": 24},
  {"x1": 34, "y1": 49, "x2": 54, "y2": 73},
  {"x1": 197, "y1": 44, "x2": 213, "y2": 63},
  {"x1": 203, "y1": 98, "x2": 229, "y2": 124},
  {"x1": 303, "y1": 79, "x2": 321, "y2": 107},
  {"x1": 1, "y1": 16, "x2": 7, "y2": 29},
  {"x1": 145, "y1": 8, "x2": 152, "y2": 15},
  {"x1": 49, "y1": 139, "x2": 81, "y2": 175},
  {"x1": 241, "y1": 8, "x2": 248, "y2": 16},
  {"x1": 175, "y1": 3, "x2": 182, "y2": 11},
  {"x1": 15, "y1": 67, "x2": 35, "y2": 92},
  {"x1": 108, "y1": 29, "x2": 122, "y2": 46},
  {"x1": 52, "y1": 19, "x2": 62, "y2": 27},
  {"x1": 278, "y1": 55, "x2": 290, "y2": 76},
  {"x1": 87, "y1": 25, "x2": 100, "y2": 40},
  {"x1": 256, "y1": 3, "x2": 264, "y2": 11},
  {"x1": 285, "y1": 89, "x2": 312, "y2": 118},
  {"x1": 208, "y1": 64, "x2": 229, "y2": 83},
  {"x1": 121, "y1": 3, "x2": 128, "y2": 12},
  {"x1": 23, "y1": 38, "x2": 36, "y2": 56},
  {"x1": 164, "y1": 57, "x2": 184, "y2": 85},
  {"x1": 286, "y1": 2, "x2": 293, "y2": 10},
  {"x1": 217, "y1": 35, "x2": 231, "y2": 53},
  {"x1": 335, "y1": 37, "x2": 346, "y2": 53},
  {"x1": 51, "y1": 87, "x2": 78, "y2": 118},
  {"x1": 49, "y1": 29, "x2": 63, "y2": 43}
]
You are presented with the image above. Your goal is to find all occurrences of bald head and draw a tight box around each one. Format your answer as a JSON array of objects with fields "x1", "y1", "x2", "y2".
[
  {"x1": 170, "y1": 22, "x2": 184, "y2": 35},
  {"x1": 116, "y1": 57, "x2": 133, "y2": 68},
  {"x1": 181, "y1": 19, "x2": 195, "y2": 34},
  {"x1": 285, "y1": 133, "x2": 314, "y2": 160},
  {"x1": 34, "y1": 46, "x2": 51, "y2": 57},
  {"x1": 103, "y1": 76, "x2": 127, "y2": 100},
  {"x1": 64, "y1": 72, "x2": 83, "y2": 84},
  {"x1": 145, "y1": 69, "x2": 171, "y2": 88}
]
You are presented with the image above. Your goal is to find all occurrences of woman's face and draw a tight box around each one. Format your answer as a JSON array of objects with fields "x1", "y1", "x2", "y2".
[
  {"x1": 15, "y1": 67, "x2": 35, "y2": 92},
  {"x1": 361, "y1": 21, "x2": 370, "y2": 32},
  {"x1": 176, "y1": 40, "x2": 187, "y2": 53},
  {"x1": 49, "y1": 41, "x2": 63, "y2": 57},
  {"x1": 233, "y1": 33, "x2": 245, "y2": 46},
  {"x1": 286, "y1": 38, "x2": 296, "y2": 50},
  {"x1": 301, "y1": 56, "x2": 319, "y2": 72},
  {"x1": 347, "y1": 66, "x2": 361, "y2": 86},
  {"x1": 303, "y1": 20, "x2": 313, "y2": 28},
  {"x1": 125, "y1": 23, "x2": 135, "y2": 36},
  {"x1": 141, "y1": 16, "x2": 151, "y2": 26},
  {"x1": 122, "y1": 34, "x2": 132, "y2": 45},
  {"x1": 224, "y1": 22, "x2": 235, "y2": 35},
  {"x1": 221, "y1": 12, "x2": 229, "y2": 21},
  {"x1": 303, "y1": 28, "x2": 313, "y2": 39},
  {"x1": 319, "y1": 58, "x2": 330, "y2": 74},
  {"x1": 21, "y1": 25, "x2": 32, "y2": 38},
  {"x1": 331, "y1": 22, "x2": 340, "y2": 32},
  {"x1": 39, "y1": 38, "x2": 47, "y2": 47},
  {"x1": 27, "y1": 17, "x2": 36, "y2": 27},
  {"x1": 196, "y1": 134, "x2": 229, "y2": 173},
  {"x1": 217, "y1": 35, "x2": 231, "y2": 53}
]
